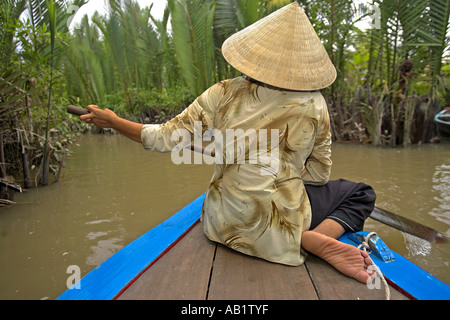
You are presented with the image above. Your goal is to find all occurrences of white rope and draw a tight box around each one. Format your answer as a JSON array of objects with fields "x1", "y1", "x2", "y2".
[{"x1": 357, "y1": 232, "x2": 391, "y2": 300}]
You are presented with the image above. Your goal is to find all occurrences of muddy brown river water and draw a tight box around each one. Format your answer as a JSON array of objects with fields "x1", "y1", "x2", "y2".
[{"x1": 0, "y1": 134, "x2": 449, "y2": 299}]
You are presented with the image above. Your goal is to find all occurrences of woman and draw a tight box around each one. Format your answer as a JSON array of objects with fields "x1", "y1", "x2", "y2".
[{"x1": 81, "y1": 2, "x2": 376, "y2": 284}]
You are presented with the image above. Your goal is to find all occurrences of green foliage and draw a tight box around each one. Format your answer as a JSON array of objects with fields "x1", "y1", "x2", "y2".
[
  {"x1": 59, "y1": 0, "x2": 449, "y2": 146},
  {"x1": 103, "y1": 87, "x2": 195, "y2": 122},
  {"x1": 168, "y1": 0, "x2": 217, "y2": 96},
  {"x1": 0, "y1": 0, "x2": 86, "y2": 188}
]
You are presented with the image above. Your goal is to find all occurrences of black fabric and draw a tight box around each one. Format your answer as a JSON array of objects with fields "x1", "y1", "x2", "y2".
[{"x1": 305, "y1": 179, "x2": 376, "y2": 232}]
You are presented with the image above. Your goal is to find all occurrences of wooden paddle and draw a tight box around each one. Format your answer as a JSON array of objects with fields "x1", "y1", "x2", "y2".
[
  {"x1": 67, "y1": 105, "x2": 447, "y2": 243},
  {"x1": 370, "y1": 207, "x2": 447, "y2": 243},
  {"x1": 67, "y1": 105, "x2": 207, "y2": 155},
  {"x1": 67, "y1": 105, "x2": 89, "y2": 116}
]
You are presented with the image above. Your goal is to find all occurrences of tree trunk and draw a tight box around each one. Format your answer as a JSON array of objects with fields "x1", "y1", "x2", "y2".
[
  {"x1": 18, "y1": 131, "x2": 32, "y2": 189},
  {"x1": 334, "y1": 96, "x2": 345, "y2": 141},
  {"x1": 39, "y1": 143, "x2": 50, "y2": 186},
  {"x1": 0, "y1": 132, "x2": 6, "y2": 179}
]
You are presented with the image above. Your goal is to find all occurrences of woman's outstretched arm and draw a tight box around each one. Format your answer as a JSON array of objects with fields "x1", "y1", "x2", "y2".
[{"x1": 80, "y1": 105, "x2": 144, "y2": 143}]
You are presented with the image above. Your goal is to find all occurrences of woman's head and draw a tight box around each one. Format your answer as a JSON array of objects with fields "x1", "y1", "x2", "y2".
[{"x1": 222, "y1": 2, "x2": 336, "y2": 91}]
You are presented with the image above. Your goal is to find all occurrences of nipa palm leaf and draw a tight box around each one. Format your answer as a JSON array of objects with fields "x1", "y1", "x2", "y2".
[{"x1": 168, "y1": 0, "x2": 216, "y2": 96}]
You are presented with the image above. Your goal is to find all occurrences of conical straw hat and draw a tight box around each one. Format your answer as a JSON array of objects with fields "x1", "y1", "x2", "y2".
[{"x1": 222, "y1": 2, "x2": 336, "y2": 91}]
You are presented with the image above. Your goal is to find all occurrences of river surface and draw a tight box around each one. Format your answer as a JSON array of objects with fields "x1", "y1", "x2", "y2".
[{"x1": 0, "y1": 134, "x2": 449, "y2": 299}]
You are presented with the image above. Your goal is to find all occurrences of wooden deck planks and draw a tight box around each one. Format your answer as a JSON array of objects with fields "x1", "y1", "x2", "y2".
[
  {"x1": 118, "y1": 223, "x2": 216, "y2": 300},
  {"x1": 207, "y1": 245, "x2": 318, "y2": 300},
  {"x1": 118, "y1": 222, "x2": 409, "y2": 300}
]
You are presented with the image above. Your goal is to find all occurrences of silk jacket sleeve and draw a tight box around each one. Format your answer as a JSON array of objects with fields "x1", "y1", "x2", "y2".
[{"x1": 141, "y1": 84, "x2": 223, "y2": 152}]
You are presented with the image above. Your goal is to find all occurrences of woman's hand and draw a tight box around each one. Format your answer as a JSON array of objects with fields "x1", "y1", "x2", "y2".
[
  {"x1": 80, "y1": 105, "x2": 118, "y2": 129},
  {"x1": 80, "y1": 104, "x2": 144, "y2": 143}
]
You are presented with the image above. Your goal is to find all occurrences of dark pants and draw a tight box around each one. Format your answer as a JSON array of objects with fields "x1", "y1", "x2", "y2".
[{"x1": 305, "y1": 179, "x2": 376, "y2": 233}]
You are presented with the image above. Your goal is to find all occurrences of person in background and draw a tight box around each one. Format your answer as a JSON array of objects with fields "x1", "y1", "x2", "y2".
[{"x1": 81, "y1": 2, "x2": 376, "y2": 284}]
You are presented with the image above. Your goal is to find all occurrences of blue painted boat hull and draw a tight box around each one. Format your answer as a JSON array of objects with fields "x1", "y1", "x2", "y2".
[
  {"x1": 58, "y1": 193, "x2": 205, "y2": 300},
  {"x1": 58, "y1": 193, "x2": 450, "y2": 300}
]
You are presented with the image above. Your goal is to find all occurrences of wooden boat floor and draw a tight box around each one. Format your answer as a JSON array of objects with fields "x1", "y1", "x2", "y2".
[{"x1": 117, "y1": 223, "x2": 409, "y2": 300}]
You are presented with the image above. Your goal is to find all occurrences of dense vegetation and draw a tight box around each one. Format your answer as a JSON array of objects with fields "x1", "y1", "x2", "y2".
[{"x1": 0, "y1": 0, "x2": 449, "y2": 198}]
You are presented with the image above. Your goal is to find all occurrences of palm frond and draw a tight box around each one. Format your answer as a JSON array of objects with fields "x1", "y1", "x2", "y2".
[
  {"x1": 26, "y1": 0, "x2": 87, "y2": 32},
  {"x1": 92, "y1": 7, "x2": 133, "y2": 111},
  {"x1": 169, "y1": 0, "x2": 217, "y2": 95}
]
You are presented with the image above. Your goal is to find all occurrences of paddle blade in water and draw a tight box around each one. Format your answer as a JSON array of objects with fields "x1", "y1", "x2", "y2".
[{"x1": 370, "y1": 207, "x2": 448, "y2": 244}]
